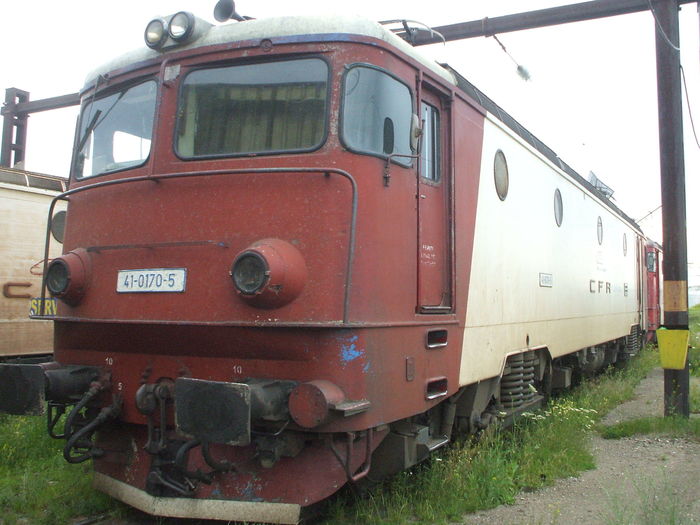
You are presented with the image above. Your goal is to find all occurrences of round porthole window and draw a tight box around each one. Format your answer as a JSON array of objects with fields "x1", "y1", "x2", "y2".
[
  {"x1": 597, "y1": 217, "x2": 603, "y2": 245},
  {"x1": 51, "y1": 210, "x2": 67, "y2": 244},
  {"x1": 494, "y1": 150, "x2": 509, "y2": 201},
  {"x1": 554, "y1": 189, "x2": 563, "y2": 227}
]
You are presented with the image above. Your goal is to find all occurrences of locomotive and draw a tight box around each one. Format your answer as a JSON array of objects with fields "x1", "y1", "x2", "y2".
[{"x1": 0, "y1": 4, "x2": 661, "y2": 523}]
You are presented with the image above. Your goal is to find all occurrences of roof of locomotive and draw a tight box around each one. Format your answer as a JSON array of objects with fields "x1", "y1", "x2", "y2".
[
  {"x1": 83, "y1": 13, "x2": 640, "y2": 232},
  {"x1": 83, "y1": 14, "x2": 456, "y2": 88}
]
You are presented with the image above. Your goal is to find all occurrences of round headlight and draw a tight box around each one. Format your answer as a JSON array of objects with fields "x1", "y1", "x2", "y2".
[
  {"x1": 44, "y1": 249, "x2": 90, "y2": 306},
  {"x1": 46, "y1": 260, "x2": 70, "y2": 296},
  {"x1": 144, "y1": 18, "x2": 167, "y2": 49},
  {"x1": 232, "y1": 252, "x2": 269, "y2": 295},
  {"x1": 168, "y1": 11, "x2": 195, "y2": 41},
  {"x1": 230, "y1": 239, "x2": 307, "y2": 308}
]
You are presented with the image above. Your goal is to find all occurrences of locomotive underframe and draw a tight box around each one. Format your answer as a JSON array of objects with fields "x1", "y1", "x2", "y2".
[{"x1": 0, "y1": 326, "x2": 642, "y2": 517}]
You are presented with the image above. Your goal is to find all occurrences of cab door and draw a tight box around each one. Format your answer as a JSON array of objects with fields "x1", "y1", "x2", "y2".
[{"x1": 417, "y1": 87, "x2": 451, "y2": 312}]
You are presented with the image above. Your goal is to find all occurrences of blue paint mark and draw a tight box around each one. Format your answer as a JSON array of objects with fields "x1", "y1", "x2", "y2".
[
  {"x1": 363, "y1": 362, "x2": 371, "y2": 373},
  {"x1": 241, "y1": 481, "x2": 257, "y2": 501},
  {"x1": 340, "y1": 335, "x2": 363, "y2": 365}
]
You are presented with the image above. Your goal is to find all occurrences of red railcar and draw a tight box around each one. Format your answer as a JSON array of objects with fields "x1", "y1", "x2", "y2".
[
  {"x1": 644, "y1": 240, "x2": 663, "y2": 339},
  {"x1": 0, "y1": 8, "x2": 659, "y2": 523}
]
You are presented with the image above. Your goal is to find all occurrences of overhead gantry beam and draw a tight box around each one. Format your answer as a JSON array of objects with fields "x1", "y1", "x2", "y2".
[{"x1": 405, "y1": 0, "x2": 697, "y2": 45}]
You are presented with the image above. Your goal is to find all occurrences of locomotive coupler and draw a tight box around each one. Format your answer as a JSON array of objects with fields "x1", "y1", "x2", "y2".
[
  {"x1": 138, "y1": 376, "x2": 305, "y2": 497},
  {"x1": 136, "y1": 379, "x2": 174, "y2": 454},
  {"x1": 136, "y1": 379, "x2": 209, "y2": 497},
  {"x1": 254, "y1": 428, "x2": 305, "y2": 469}
]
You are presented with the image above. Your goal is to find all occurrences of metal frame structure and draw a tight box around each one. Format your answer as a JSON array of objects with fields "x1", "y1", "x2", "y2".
[{"x1": 0, "y1": 91, "x2": 78, "y2": 168}]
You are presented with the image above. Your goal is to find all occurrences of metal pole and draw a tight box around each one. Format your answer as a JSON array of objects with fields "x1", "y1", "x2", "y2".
[
  {"x1": 653, "y1": 0, "x2": 690, "y2": 417},
  {"x1": 1, "y1": 90, "x2": 79, "y2": 168},
  {"x1": 1, "y1": 88, "x2": 30, "y2": 168},
  {"x1": 410, "y1": 0, "x2": 696, "y2": 45}
]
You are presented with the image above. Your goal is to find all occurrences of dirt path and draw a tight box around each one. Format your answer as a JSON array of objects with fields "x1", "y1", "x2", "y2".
[{"x1": 462, "y1": 368, "x2": 700, "y2": 525}]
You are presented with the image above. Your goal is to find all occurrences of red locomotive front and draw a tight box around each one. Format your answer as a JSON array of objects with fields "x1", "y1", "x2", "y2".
[{"x1": 0, "y1": 10, "x2": 481, "y2": 523}]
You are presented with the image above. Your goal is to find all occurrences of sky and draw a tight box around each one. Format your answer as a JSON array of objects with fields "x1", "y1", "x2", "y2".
[{"x1": 1, "y1": 0, "x2": 698, "y2": 283}]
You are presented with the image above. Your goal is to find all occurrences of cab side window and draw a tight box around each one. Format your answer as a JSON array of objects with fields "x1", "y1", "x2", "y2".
[
  {"x1": 342, "y1": 66, "x2": 413, "y2": 166},
  {"x1": 420, "y1": 101, "x2": 440, "y2": 182},
  {"x1": 646, "y1": 252, "x2": 657, "y2": 272}
]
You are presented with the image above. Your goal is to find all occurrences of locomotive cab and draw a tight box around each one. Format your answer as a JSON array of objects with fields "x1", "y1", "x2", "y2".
[{"x1": 1, "y1": 12, "x2": 471, "y2": 522}]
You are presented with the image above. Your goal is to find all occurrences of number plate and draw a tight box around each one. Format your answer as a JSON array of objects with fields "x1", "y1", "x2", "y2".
[{"x1": 117, "y1": 268, "x2": 187, "y2": 293}]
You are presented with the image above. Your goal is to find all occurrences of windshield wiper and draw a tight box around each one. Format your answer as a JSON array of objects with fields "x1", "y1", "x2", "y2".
[
  {"x1": 76, "y1": 85, "x2": 129, "y2": 155},
  {"x1": 76, "y1": 109, "x2": 102, "y2": 155}
]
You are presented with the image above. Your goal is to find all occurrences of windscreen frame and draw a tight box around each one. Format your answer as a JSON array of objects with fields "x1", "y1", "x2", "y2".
[{"x1": 174, "y1": 55, "x2": 332, "y2": 160}]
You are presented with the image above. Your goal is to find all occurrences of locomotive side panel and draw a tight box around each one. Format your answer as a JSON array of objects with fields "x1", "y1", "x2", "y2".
[
  {"x1": 459, "y1": 116, "x2": 641, "y2": 386},
  {"x1": 451, "y1": 94, "x2": 485, "y2": 326}
]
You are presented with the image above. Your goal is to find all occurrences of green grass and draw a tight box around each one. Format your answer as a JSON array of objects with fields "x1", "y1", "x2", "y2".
[
  {"x1": 685, "y1": 304, "x2": 699, "y2": 413},
  {"x1": 600, "y1": 416, "x2": 700, "y2": 440},
  {"x1": 690, "y1": 348, "x2": 700, "y2": 378},
  {"x1": 692, "y1": 383, "x2": 700, "y2": 414},
  {"x1": 0, "y1": 414, "x2": 115, "y2": 525},
  {"x1": 327, "y1": 433, "x2": 521, "y2": 524},
  {"x1": 570, "y1": 349, "x2": 659, "y2": 415},
  {"x1": 690, "y1": 304, "x2": 700, "y2": 377},
  {"x1": 325, "y1": 347, "x2": 659, "y2": 524}
]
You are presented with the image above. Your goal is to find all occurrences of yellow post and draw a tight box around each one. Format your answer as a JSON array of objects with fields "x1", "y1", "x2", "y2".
[{"x1": 656, "y1": 328, "x2": 690, "y2": 370}]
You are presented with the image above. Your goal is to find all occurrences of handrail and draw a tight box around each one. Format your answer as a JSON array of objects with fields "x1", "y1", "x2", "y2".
[{"x1": 40, "y1": 167, "x2": 358, "y2": 324}]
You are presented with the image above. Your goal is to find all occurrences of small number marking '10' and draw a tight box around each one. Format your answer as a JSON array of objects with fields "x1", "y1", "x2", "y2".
[
  {"x1": 105, "y1": 357, "x2": 114, "y2": 366},
  {"x1": 232, "y1": 365, "x2": 243, "y2": 375}
]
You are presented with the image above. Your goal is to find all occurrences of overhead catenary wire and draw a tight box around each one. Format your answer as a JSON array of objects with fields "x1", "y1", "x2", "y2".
[
  {"x1": 636, "y1": 204, "x2": 662, "y2": 223},
  {"x1": 680, "y1": 65, "x2": 700, "y2": 150}
]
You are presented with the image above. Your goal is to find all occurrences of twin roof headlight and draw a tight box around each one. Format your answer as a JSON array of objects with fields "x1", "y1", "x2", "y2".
[
  {"x1": 144, "y1": 11, "x2": 196, "y2": 50},
  {"x1": 144, "y1": 18, "x2": 167, "y2": 48},
  {"x1": 169, "y1": 11, "x2": 196, "y2": 41}
]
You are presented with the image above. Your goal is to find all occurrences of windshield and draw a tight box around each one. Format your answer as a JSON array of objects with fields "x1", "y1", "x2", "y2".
[
  {"x1": 176, "y1": 58, "x2": 328, "y2": 157},
  {"x1": 73, "y1": 80, "x2": 157, "y2": 179}
]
